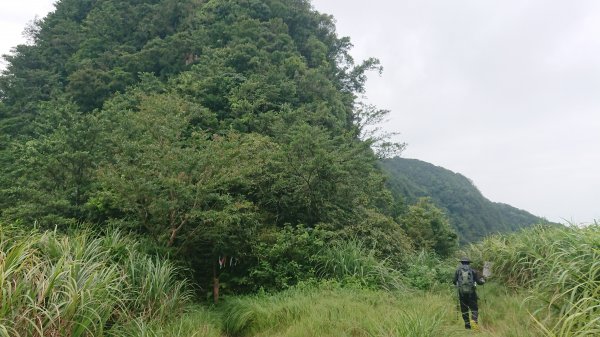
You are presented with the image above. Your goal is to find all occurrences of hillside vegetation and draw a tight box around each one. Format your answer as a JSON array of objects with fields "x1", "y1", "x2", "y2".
[
  {"x1": 1, "y1": 0, "x2": 594, "y2": 336},
  {"x1": 160, "y1": 224, "x2": 596, "y2": 337},
  {"x1": 2, "y1": 223, "x2": 597, "y2": 336},
  {"x1": 1, "y1": 0, "x2": 415, "y2": 293},
  {"x1": 381, "y1": 157, "x2": 547, "y2": 242},
  {"x1": 0, "y1": 0, "x2": 468, "y2": 296}
]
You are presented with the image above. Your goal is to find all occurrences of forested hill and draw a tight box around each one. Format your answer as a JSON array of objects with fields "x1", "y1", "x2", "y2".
[
  {"x1": 380, "y1": 157, "x2": 547, "y2": 242},
  {"x1": 1, "y1": 0, "x2": 432, "y2": 291}
]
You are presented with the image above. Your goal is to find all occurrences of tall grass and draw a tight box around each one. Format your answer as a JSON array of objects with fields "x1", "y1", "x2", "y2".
[
  {"x1": 107, "y1": 306, "x2": 222, "y2": 337},
  {"x1": 315, "y1": 241, "x2": 455, "y2": 292},
  {"x1": 218, "y1": 282, "x2": 539, "y2": 337},
  {"x1": 220, "y1": 284, "x2": 448, "y2": 337},
  {"x1": 121, "y1": 254, "x2": 191, "y2": 321},
  {"x1": 468, "y1": 224, "x2": 600, "y2": 337},
  {"x1": 0, "y1": 225, "x2": 191, "y2": 336},
  {"x1": 315, "y1": 240, "x2": 405, "y2": 291}
]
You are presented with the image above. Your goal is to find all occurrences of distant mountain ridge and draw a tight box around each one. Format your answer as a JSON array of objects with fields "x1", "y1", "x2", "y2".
[{"x1": 380, "y1": 157, "x2": 547, "y2": 243}]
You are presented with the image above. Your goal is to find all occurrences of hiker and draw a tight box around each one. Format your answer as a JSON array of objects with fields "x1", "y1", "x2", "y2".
[{"x1": 453, "y1": 257, "x2": 485, "y2": 330}]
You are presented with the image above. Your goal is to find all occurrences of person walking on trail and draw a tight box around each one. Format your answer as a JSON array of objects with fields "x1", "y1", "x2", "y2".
[{"x1": 454, "y1": 257, "x2": 485, "y2": 330}]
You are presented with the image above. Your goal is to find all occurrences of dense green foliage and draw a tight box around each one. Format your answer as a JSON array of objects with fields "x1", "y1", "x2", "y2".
[
  {"x1": 467, "y1": 224, "x2": 600, "y2": 337},
  {"x1": 381, "y1": 157, "x2": 547, "y2": 242},
  {"x1": 0, "y1": 0, "x2": 432, "y2": 294},
  {"x1": 396, "y1": 197, "x2": 458, "y2": 256}
]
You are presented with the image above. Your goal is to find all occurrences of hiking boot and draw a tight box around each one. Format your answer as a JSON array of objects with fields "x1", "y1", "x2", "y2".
[{"x1": 471, "y1": 320, "x2": 480, "y2": 331}]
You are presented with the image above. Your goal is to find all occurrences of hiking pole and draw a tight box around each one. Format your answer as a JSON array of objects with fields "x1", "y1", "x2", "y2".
[
  {"x1": 478, "y1": 261, "x2": 493, "y2": 326},
  {"x1": 455, "y1": 286, "x2": 460, "y2": 322},
  {"x1": 481, "y1": 261, "x2": 492, "y2": 306}
]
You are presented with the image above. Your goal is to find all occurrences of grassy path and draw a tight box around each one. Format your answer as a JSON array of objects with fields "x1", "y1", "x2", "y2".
[{"x1": 148, "y1": 282, "x2": 541, "y2": 337}]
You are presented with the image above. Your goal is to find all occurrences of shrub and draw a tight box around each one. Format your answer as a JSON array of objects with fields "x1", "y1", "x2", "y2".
[
  {"x1": 401, "y1": 250, "x2": 454, "y2": 290},
  {"x1": 245, "y1": 225, "x2": 329, "y2": 291},
  {"x1": 315, "y1": 239, "x2": 405, "y2": 291}
]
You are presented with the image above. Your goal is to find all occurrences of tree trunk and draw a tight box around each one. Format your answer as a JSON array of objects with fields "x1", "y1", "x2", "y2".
[{"x1": 213, "y1": 262, "x2": 220, "y2": 304}]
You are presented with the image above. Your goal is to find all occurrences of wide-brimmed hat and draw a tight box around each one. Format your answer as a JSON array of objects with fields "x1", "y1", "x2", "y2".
[{"x1": 459, "y1": 257, "x2": 471, "y2": 263}]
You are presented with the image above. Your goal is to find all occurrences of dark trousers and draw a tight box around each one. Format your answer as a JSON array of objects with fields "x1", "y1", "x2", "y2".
[{"x1": 459, "y1": 292, "x2": 478, "y2": 326}]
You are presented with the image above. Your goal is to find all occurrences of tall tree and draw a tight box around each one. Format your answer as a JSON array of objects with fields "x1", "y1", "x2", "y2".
[{"x1": 398, "y1": 197, "x2": 458, "y2": 257}]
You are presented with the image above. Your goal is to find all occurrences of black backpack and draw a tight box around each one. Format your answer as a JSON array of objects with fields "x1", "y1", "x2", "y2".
[{"x1": 457, "y1": 265, "x2": 475, "y2": 295}]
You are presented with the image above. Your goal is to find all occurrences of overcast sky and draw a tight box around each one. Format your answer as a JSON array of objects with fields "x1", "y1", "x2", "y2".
[
  {"x1": 0, "y1": 0, "x2": 55, "y2": 69},
  {"x1": 1, "y1": 0, "x2": 599, "y2": 224}
]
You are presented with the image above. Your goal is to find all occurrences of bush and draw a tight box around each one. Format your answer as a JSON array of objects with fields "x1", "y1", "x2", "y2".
[
  {"x1": 315, "y1": 240, "x2": 405, "y2": 291},
  {"x1": 245, "y1": 225, "x2": 329, "y2": 291},
  {"x1": 245, "y1": 226, "x2": 408, "y2": 292},
  {"x1": 338, "y1": 208, "x2": 413, "y2": 266},
  {"x1": 401, "y1": 250, "x2": 454, "y2": 290}
]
